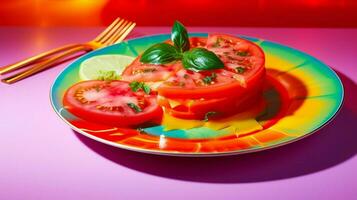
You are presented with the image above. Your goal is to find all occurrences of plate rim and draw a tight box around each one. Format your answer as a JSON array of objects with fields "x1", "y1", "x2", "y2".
[{"x1": 49, "y1": 33, "x2": 345, "y2": 157}]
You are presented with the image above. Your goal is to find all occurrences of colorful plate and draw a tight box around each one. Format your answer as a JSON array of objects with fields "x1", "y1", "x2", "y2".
[{"x1": 50, "y1": 33, "x2": 344, "y2": 156}]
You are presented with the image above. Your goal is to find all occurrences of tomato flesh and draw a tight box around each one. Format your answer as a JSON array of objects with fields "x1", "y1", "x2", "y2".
[
  {"x1": 63, "y1": 80, "x2": 162, "y2": 126},
  {"x1": 206, "y1": 34, "x2": 265, "y2": 81},
  {"x1": 121, "y1": 56, "x2": 182, "y2": 83}
]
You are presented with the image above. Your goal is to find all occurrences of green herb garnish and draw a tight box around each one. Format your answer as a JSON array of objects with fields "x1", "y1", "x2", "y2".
[
  {"x1": 202, "y1": 72, "x2": 217, "y2": 84},
  {"x1": 137, "y1": 127, "x2": 145, "y2": 133},
  {"x1": 204, "y1": 111, "x2": 218, "y2": 122},
  {"x1": 182, "y1": 48, "x2": 224, "y2": 72},
  {"x1": 236, "y1": 51, "x2": 248, "y2": 56},
  {"x1": 171, "y1": 21, "x2": 190, "y2": 52},
  {"x1": 97, "y1": 70, "x2": 120, "y2": 81},
  {"x1": 127, "y1": 103, "x2": 142, "y2": 113},
  {"x1": 129, "y1": 81, "x2": 151, "y2": 94},
  {"x1": 235, "y1": 67, "x2": 246, "y2": 74},
  {"x1": 94, "y1": 85, "x2": 101, "y2": 92},
  {"x1": 212, "y1": 38, "x2": 221, "y2": 48},
  {"x1": 178, "y1": 82, "x2": 185, "y2": 87},
  {"x1": 140, "y1": 43, "x2": 181, "y2": 64},
  {"x1": 139, "y1": 21, "x2": 224, "y2": 72},
  {"x1": 142, "y1": 68, "x2": 157, "y2": 73}
]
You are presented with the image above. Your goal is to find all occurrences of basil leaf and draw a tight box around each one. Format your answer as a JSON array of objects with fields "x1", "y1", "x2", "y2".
[
  {"x1": 129, "y1": 81, "x2": 141, "y2": 92},
  {"x1": 171, "y1": 21, "x2": 190, "y2": 52},
  {"x1": 182, "y1": 48, "x2": 224, "y2": 72},
  {"x1": 235, "y1": 67, "x2": 246, "y2": 74},
  {"x1": 140, "y1": 43, "x2": 180, "y2": 64},
  {"x1": 129, "y1": 81, "x2": 151, "y2": 94},
  {"x1": 127, "y1": 103, "x2": 142, "y2": 113}
]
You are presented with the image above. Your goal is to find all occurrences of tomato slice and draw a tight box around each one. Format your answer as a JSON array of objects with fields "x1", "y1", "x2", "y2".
[
  {"x1": 121, "y1": 56, "x2": 182, "y2": 83},
  {"x1": 157, "y1": 34, "x2": 265, "y2": 99},
  {"x1": 63, "y1": 80, "x2": 162, "y2": 127},
  {"x1": 159, "y1": 85, "x2": 263, "y2": 119},
  {"x1": 206, "y1": 34, "x2": 265, "y2": 82}
]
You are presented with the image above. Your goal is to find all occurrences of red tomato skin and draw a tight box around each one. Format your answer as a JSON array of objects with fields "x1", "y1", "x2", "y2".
[
  {"x1": 63, "y1": 80, "x2": 163, "y2": 127},
  {"x1": 159, "y1": 84, "x2": 263, "y2": 120},
  {"x1": 207, "y1": 34, "x2": 265, "y2": 80},
  {"x1": 164, "y1": 94, "x2": 262, "y2": 120},
  {"x1": 165, "y1": 37, "x2": 207, "y2": 48}
]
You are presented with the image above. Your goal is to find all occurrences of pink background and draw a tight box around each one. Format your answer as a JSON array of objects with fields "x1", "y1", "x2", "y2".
[{"x1": 0, "y1": 27, "x2": 356, "y2": 199}]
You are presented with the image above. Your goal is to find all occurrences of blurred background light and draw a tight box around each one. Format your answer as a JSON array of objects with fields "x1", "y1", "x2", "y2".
[{"x1": 0, "y1": 0, "x2": 356, "y2": 27}]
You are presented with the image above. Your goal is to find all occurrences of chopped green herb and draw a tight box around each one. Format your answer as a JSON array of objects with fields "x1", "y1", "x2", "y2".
[
  {"x1": 236, "y1": 51, "x2": 248, "y2": 56},
  {"x1": 178, "y1": 82, "x2": 186, "y2": 87},
  {"x1": 213, "y1": 38, "x2": 221, "y2": 48},
  {"x1": 202, "y1": 72, "x2": 217, "y2": 85},
  {"x1": 127, "y1": 103, "x2": 142, "y2": 113},
  {"x1": 204, "y1": 111, "x2": 218, "y2": 122},
  {"x1": 129, "y1": 81, "x2": 141, "y2": 92},
  {"x1": 137, "y1": 127, "x2": 145, "y2": 133},
  {"x1": 142, "y1": 84, "x2": 151, "y2": 94},
  {"x1": 129, "y1": 81, "x2": 151, "y2": 94},
  {"x1": 94, "y1": 85, "x2": 101, "y2": 92},
  {"x1": 235, "y1": 67, "x2": 246, "y2": 74},
  {"x1": 97, "y1": 70, "x2": 120, "y2": 81},
  {"x1": 143, "y1": 68, "x2": 157, "y2": 73},
  {"x1": 227, "y1": 55, "x2": 235, "y2": 60}
]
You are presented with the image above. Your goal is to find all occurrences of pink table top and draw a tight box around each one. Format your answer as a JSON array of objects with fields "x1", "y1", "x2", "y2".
[{"x1": 1, "y1": 27, "x2": 356, "y2": 200}]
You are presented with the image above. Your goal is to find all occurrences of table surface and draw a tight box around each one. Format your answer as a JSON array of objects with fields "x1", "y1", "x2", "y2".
[{"x1": 0, "y1": 27, "x2": 356, "y2": 200}]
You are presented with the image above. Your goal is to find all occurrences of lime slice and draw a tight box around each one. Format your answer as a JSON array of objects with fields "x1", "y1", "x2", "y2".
[{"x1": 79, "y1": 54, "x2": 135, "y2": 80}]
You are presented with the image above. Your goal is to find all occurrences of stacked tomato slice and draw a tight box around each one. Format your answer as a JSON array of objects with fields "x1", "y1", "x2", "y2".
[{"x1": 122, "y1": 34, "x2": 265, "y2": 119}]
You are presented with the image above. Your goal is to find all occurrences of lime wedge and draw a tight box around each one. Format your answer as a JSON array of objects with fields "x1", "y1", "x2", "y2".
[{"x1": 79, "y1": 54, "x2": 135, "y2": 81}]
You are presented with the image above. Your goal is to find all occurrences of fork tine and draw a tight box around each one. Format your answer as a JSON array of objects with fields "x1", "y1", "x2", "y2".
[
  {"x1": 96, "y1": 18, "x2": 125, "y2": 43},
  {"x1": 94, "y1": 18, "x2": 120, "y2": 42},
  {"x1": 113, "y1": 22, "x2": 136, "y2": 44},
  {"x1": 0, "y1": 17, "x2": 137, "y2": 84},
  {"x1": 100, "y1": 20, "x2": 129, "y2": 45},
  {"x1": 95, "y1": 19, "x2": 125, "y2": 44},
  {"x1": 93, "y1": 17, "x2": 121, "y2": 42},
  {"x1": 106, "y1": 22, "x2": 136, "y2": 45},
  {"x1": 104, "y1": 21, "x2": 130, "y2": 45}
]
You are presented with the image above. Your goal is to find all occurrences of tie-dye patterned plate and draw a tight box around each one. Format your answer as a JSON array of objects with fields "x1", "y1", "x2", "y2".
[{"x1": 50, "y1": 33, "x2": 343, "y2": 156}]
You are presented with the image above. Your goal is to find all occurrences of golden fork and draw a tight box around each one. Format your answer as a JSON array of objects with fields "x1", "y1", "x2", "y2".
[{"x1": 0, "y1": 17, "x2": 136, "y2": 84}]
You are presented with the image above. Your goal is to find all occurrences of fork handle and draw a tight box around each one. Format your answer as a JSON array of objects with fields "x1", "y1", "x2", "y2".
[
  {"x1": 2, "y1": 45, "x2": 92, "y2": 84},
  {"x1": 0, "y1": 43, "x2": 85, "y2": 75}
]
